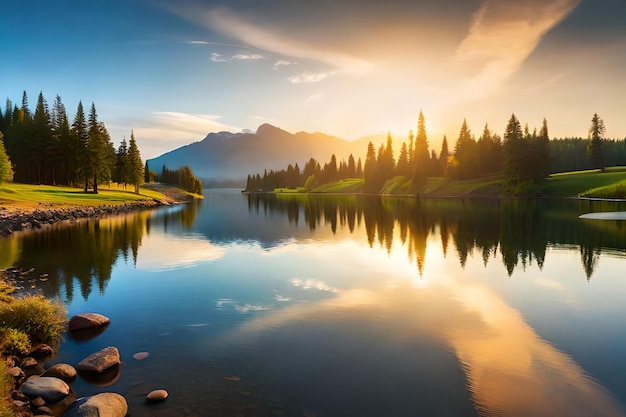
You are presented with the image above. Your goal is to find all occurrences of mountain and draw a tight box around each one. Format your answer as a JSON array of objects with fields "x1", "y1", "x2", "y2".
[{"x1": 146, "y1": 124, "x2": 378, "y2": 187}]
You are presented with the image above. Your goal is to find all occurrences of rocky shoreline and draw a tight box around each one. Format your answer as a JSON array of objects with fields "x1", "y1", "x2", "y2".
[
  {"x1": 6, "y1": 312, "x2": 165, "y2": 417},
  {"x1": 0, "y1": 200, "x2": 164, "y2": 238}
]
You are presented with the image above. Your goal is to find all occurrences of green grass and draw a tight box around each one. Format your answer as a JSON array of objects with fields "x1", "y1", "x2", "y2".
[
  {"x1": 0, "y1": 182, "x2": 166, "y2": 207},
  {"x1": 311, "y1": 178, "x2": 364, "y2": 193},
  {"x1": 540, "y1": 168, "x2": 626, "y2": 197},
  {"x1": 0, "y1": 295, "x2": 68, "y2": 350},
  {"x1": 420, "y1": 176, "x2": 502, "y2": 197}
]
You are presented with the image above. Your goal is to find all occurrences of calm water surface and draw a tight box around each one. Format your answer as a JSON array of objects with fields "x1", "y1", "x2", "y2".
[{"x1": 2, "y1": 190, "x2": 626, "y2": 417}]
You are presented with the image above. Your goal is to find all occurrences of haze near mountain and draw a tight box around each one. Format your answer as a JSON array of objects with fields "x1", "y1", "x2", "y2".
[{"x1": 147, "y1": 124, "x2": 385, "y2": 187}]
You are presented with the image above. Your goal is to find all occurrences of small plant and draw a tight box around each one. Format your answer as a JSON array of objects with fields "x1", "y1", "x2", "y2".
[
  {"x1": 1, "y1": 328, "x2": 30, "y2": 356},
  {"x1": 0, "y1": 295, "x2": 68, "y2": 349},
  {"x1": 0, "y1": 360, "x2": 13, "y2": 417}
]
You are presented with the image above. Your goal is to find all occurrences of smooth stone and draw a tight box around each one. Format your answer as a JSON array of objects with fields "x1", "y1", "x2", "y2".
[
  {"x1": 146, "y1": 389, "x2": 168, "y2": 401},
  {"x1": 132, "y1": 352, "x2": 149, "y2": 360},
  {"x1": 29, "y1": 344, "x2": 54, "y2": 359},
  {"x1": 62, "y1": 393, "x2": 128, "y2": 417},
  {"x1": 31, "y1": 397, "x2": 46, "y2": 407},
  {"x1": 68, "y1": 313, "x2": 110, "y2": 331},
  {"x1": 19, "y1": 377, "x2": 70, "y2": 403},
  {"x1": 42, "y1": 364, "x2": 77, "y2": 383},
  {"x1": 76, "y1": 347, "x2": 120, "y2": 373}
]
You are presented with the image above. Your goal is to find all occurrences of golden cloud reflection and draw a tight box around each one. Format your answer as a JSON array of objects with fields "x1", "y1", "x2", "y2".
[
  {"x1": 134, "y1": 233, "x2": 226, "y2": 271},
  {"x1": 449, "y1": 284, "x2": 624, "y2": 417},
  {"x1": 222, "y1": 239, "x2": 625, "y2": 417}
]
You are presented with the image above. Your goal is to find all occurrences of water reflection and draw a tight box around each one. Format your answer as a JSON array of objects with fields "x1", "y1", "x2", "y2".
[{"x1": 247, "y1": 194, "x2": 626, "y2": 279}]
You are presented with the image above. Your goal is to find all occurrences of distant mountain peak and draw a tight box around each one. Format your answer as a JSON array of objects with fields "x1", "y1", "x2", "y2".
[{"x1": 256, "y1": 123, "x2": 290, "y2": 136}]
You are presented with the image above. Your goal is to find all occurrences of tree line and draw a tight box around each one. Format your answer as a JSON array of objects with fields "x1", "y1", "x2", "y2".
[
  {"x1": 245, "y1": 111, "x2": 623, "y2": 194},
  {"x1": 0, "y1": 91, "x2": 144, "y2": 192},
  {"x1": 155, "y1": 165, "x2": 203, "y2": 195}
]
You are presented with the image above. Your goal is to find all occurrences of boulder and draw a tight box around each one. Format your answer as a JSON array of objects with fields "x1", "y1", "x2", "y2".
[
  {"x1": 19, "y1": 377, "x2": 70, "y2": 403},
  {"x1": 76, "y1": 347, "x2": 120, "y2": 373},
  {"x1": 62, "y1": 393, "x2": 128, "y2": 417},
  {"x1": 42, "y1": 364, "x2": 77, "y2": 383},
  {"x1": 68, "y1": 313, "x2": 110, "y2": 331}
]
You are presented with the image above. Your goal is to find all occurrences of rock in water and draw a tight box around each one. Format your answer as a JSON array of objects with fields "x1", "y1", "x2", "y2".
[
  {"x1": 146, "y1": 389, "x2": 168, "y2": 401},
  {"x1": 19, "y1": 377, "x2": 70, "y2": 403},
  {"x1": 62, "y1": 393, "x2": 128, "y2": 417},
  {"x1": 76, "y1": 347, "x2": 120, "y2": 373},
  {"x1": 68, "y1": 313, "x2": 111, "y2": 331},
  {"x1": 42, "y1": 363, "x2": 78, "y2": 383}
]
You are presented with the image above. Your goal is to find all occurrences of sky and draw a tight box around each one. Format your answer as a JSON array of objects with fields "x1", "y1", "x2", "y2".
[{"x1": 1, "y1": 0, "x2": 625, "y2": 159}]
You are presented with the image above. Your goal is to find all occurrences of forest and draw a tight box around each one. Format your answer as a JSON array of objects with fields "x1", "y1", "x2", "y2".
[
  {"x1": 0, "y1": 90, "x2": 203, "y2": 195},
  {"x1": 245, "y1": 112, "x2": 626, "y2": 194}
]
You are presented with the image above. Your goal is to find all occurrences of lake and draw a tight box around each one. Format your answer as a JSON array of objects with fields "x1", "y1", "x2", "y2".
[{"x1": 2, "y1": 190, "x2": 626, "y2": 417}]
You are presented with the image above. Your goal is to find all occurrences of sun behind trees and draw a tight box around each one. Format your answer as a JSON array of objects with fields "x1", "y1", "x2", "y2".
[
  {"x1": 0, "y1": 91, "x2": 144, "y2": 193},
  {"x1": 245, "y1": 111, "x2": 555, "y2": 195},
  {"x1": 244, "y1": 111, "x2": 626, "y2": 195}
]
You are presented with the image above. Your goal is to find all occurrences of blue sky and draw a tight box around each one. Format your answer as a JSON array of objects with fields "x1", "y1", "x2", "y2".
[{"x1": 1, "y1": 0, "x2": 625, "y2": 159}]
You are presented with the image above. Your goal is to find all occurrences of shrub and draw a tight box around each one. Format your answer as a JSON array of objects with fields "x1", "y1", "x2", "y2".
[
  {"x1": 0, "y1": 361, "x2": 13, "y2": 417},
  {"x1": 1, "y1": 328, "x2": 30, "y2": 356},
  {"x1": 0, "y1": 295, "x2": 67, "y2": 349}
]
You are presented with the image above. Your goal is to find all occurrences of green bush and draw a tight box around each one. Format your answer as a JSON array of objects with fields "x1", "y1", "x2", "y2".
[
  {"x1": 0, "y1": 295, "x2": 67, "y2": 349},
  {"x1": 0, "y1": 361, "x2": 13, "y2": 417},
  {"x1": 1, "y1": 328, "x2": 30, "y2": 356}
]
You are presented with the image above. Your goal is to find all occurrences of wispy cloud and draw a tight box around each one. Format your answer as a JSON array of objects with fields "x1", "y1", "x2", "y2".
[
  {"x1": 291, "y1": 278, "x2": 337, "y2": 293},
  {"x1": 454, "y1": 0, "x2": 581, "y2": 99},
  {"x1": 210, "y1": 52, "x2": 263, "y2": 62},
  {"x1": 131, "y1": 112, "x2": 241, "y2": 158},
  {"x1": 232, "y1": 53, "x2": 263, "y2": 60},
  {"x1": 274, "y1": 59, "x2": 296, "y2": 69},
  {"x1": 211, "y1": 52, "x2": 228, "y2": 62},
  {"x1": 206, "y1": 7, "x2": 371, "y2": 74},
  {"x1": 288, "y1": 71, "x2": 332, "y2": 84}
]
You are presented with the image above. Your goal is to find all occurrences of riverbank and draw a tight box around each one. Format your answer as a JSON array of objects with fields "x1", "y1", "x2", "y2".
[{"x1": 0, "y1": 183, "x2": 196, "y2": 237}]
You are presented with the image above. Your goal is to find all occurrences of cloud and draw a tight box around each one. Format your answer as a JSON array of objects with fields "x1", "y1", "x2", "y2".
[
  {"x1": 232, "y1": 53, "x2": 263, "y2": 60},
  {"x1": 205, "y1": 7, "x2": 371, "y2": 74},
  {"x1": 274, "y1": 59, "x2": 296, "y2": 69},
  {"x1": 291, "y1": 278, "x2": 338, "y2": 293},
  {"x1": 454, "y1": 0, "x2": 581, "y2": 99},
  {"x1": 211, "y1": 52, "x2": 227, "y2": 62},
  {"x1": 288, "y1": 71, "x2": 332, "y2": 84},
  {"x1": 131, "y1": 112, "x2": 241, "y2": 159}
]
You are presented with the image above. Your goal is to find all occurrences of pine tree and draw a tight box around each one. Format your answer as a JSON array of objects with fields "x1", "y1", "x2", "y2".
[
  {"x1": 451, "y1": 119, "x2": 477, "y2": 179},
  {"x1": 411, "y1": 111, "x2": 430, "y2": 191},
  {"x1": 363, "y1": 141, "x2": 379, "y2": 193},
  {"x1": 128, "y1": 130, "x2": 144, "y2": 193},
  {"x1": 396, "y1": 142, "x2": 410, "y2": 177},
  {"x1": 32, "y1": 92, "x2": 52, "y2": 183},
  {"x1": 439, "y1": 135, "x2": 450, "y2": 176},
  {"x1": 587, "y1": 113, "x2": 606, "y2": 170},
  {"x1": 0, "y1": 132, "x2": 14, "y2": 184},
  {"x1": 72, "y1": 101, "x2": 90, "y2": 190},
  {"x1": 533, "y1": 118, "x2": 551, "y2": 181},
  {"x1": 503, "y1": 113, "x2": 525, "y2": 184},
  {"x1": 115, "y1": 137, "x2": 129, "y2": 188}
]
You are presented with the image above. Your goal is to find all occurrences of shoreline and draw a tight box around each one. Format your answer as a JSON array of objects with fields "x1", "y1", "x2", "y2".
[{"x1": 0, "y1": 183, "x2": 195, "y2": 238}]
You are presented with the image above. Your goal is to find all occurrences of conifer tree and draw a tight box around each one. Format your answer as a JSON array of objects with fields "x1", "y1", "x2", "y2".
[
  {"x1": 451, "y1": 119, "x2": 476, "y2": 179},
  {"x1": 503, "y1": 113, "x2": 525, "y2": 183},
  {"x1": 0, "y1": 132, "x2": 13, "y2": 184},
  {"x1": 128, "y1": 131, "x2": 144, "y2": 193},
  {"x1": 439, "y1": 135, "x2": 450, "y2": 176},
  {"x1": 411, "y1": 111, "x2": 430, "y2": 191},
  {"x1": 533, "y1": 118, "x2": 551, "y2": 181},
  {"x1": 396, "y1": 142, "x2": 410, "y2": 176},
  {"x1": 363, "y1": 141, "x2": 379, "y2": 192},
  {"x1": 587, "y1": 113, "x2": 606, "y2": 170}
]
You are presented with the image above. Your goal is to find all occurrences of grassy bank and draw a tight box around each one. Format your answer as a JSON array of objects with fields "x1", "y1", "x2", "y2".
[
  {"x1": 0, "y1": 279, "x2": 68, "y2": 416},
  {"x1": 0, "y1": 182, "x2": 166, "y2": 210},
  {"x1": 260, "y1": 167, "x2": 626, "y2": 199}
]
